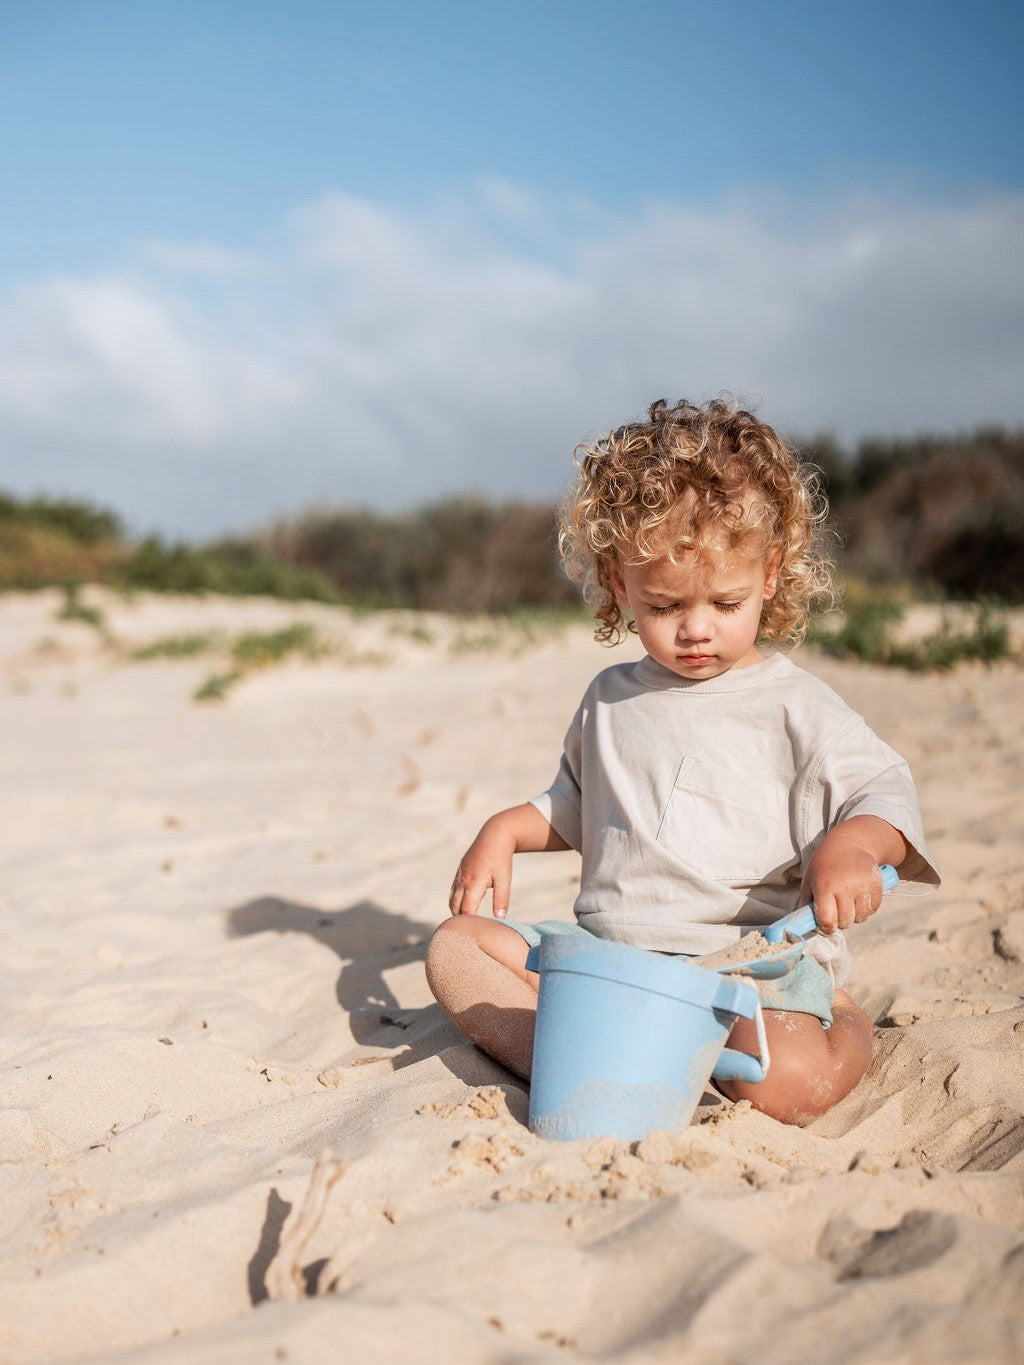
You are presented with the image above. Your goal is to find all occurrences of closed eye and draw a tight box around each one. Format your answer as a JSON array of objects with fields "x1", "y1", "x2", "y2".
[{"x1": 646, "y1": 599, "x2": 745, "y2": 615}]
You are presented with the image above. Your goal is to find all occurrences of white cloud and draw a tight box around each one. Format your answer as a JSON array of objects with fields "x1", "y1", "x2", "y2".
[
  {"x1": 0, "y1": 183, "x2": 1021, "y2": 536},
  {"x1": 0, "y1": 273, "x2": 304, "y2": 445}
]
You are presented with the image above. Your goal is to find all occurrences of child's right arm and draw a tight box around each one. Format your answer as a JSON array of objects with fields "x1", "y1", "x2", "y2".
[{"x1": 448, "y1": 804, "x2": 569, "y2": 919}]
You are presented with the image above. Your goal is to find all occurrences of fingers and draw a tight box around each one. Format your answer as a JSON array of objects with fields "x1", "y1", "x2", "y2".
[
  {"x1": 449, "y1": 880, "x2": 480, "y2": 916},
  {"x1": 448, "y1": 862, "x2": 511, "y2": 918},
  {"x1": 854, "y1": 883, "x2": 880, "y2": 923},
  {"x1": 490, "y1": 865, "x2": 511, "y2": 918},
  {"x1": 812, "y1": 891, "x2": 840, "y2": 936},
  {"x1": 811, "y1": 870, "x2": 883, "y2": 933}
]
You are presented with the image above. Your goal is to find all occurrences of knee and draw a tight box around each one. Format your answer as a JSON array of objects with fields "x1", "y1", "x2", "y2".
[
  {"x1": 425, "y1": 915, "x2": 534, "y2": 1011},
  {"x1": 720, "y1": 1027, "x2": 871, "y2": 1126},
  {"x1": 425, "y1": 918, "x2": 473, "y2": 999},
  {"x1": 431, "y1": 915, "x2": 477, "y2": 945},
  {"x1": 719, "y1": 1050, "x2": 828, "y2": 1125},
  {"x1": 750, "y1": 1049, "x2": 837, "y2": 1125},
  {"x1": 426, "y1": 915, "x2": 482, "y2": 972}
]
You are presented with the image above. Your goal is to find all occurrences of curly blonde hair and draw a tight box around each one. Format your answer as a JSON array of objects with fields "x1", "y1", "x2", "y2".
[{"x1": 559, "y1": 397, "x2": 833, "y2": 645}]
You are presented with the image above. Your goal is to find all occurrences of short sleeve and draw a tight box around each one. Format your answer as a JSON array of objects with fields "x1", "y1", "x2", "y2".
[
  {"x1": 804, "y1": 719, "x2": 940, "y2": 893},
  {"x1": 529, "y1": 704, "x2": 584, "y2": 852}
]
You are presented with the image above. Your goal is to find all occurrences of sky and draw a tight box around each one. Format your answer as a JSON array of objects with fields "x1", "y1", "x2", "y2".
[{"x1": 1, "y1": 0, "x2": 1022, "y2": 538}]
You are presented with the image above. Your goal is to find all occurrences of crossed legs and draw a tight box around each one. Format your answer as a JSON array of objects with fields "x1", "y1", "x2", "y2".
[{"x1": 425, "y1": 918, "x2": 874, "y2": 1123}]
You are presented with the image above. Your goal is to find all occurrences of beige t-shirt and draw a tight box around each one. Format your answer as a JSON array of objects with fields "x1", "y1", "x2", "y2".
[{"x1": 530, "y1": 652, "x2": 939, "y2": 983}]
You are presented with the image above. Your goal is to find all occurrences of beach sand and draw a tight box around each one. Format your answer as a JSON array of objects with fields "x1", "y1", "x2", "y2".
[{"x1": 1, "y1": 588, "x2": 1022, "y2": 1363}]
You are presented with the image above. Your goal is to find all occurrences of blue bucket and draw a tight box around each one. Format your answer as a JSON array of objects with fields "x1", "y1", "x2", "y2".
[{"x1": 526, "y1": 934, "x2": 769, "y2": 1142}]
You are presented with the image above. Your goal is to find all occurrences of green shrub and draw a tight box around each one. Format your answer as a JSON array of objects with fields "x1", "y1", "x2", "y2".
[
  {"x1": 229, "y1": 622, "x2": 324, "y2": 670},
  {"x1": 193, "y1": 671, "x2": 242, "y2": 703},
  {"x1": 886, "y1": 604, "x2": 1011, "y2": 671},
  {"x1": 130, "y1": 634, "x2": 217, "y2": 661},
  {"x1": 192, "y1": 623, "x2": 327, "y2": 702},
  {"x1": 265, "y1": 497, "x2": 577, "y2": 613},
  {"x1": 4, "y1": 424, "x2": 1023, "y2": 610},
  {"x1": 0, "y1": 522, "x2": 123, "y2": 588},
  {"x1": 117, "y1": 536, "x2": 341, "y2": 601},
  {"x1": 805, "y1": 426, "x2": 1024, "y2": 601},
  {"x1": 806, "y1": 595, "x2": 905, "y2": 663},
  {"x1": 0, "y1": 492, "x2": 122, "y2": 544},
  {"x1": 808, "y1": 595, "x2": 1014, "y2": 671},
  {"x1": 56, "y1": 582, "x2": 107, "y2": 632}
]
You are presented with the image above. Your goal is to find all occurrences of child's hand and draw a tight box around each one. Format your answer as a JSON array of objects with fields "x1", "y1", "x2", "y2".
[
  {"x1": 801, "y1": 816, "x2": 907, "y2": 934},
  {"x1": 449, "y1": 817, "x2": 517, "y2": 918},
  {"x1": 448, "y1": 804, "x2": 569, "y2": 917}
]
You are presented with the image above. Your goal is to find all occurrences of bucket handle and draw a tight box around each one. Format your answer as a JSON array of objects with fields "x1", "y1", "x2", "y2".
[{"x1": 711, "y1": 998, "x2": 771, "y2": 1084}]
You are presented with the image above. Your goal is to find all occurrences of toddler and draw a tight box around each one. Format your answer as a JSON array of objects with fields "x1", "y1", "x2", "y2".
[{"x1": 426, "y1": 398, "x2": 938, "y2": 1125}]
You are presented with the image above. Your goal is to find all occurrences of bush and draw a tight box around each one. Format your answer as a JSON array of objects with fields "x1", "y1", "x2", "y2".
[
  {"x1": 0, "y1": 491, "x2": 122, "y2": 544},
  {"x1": 806, "y1": 426, "x2": 1024, "y2": 601},
  {"x1": 265, "y1": 497, "x2": 578, "y2": 613},
  {"x1": 229, "y1": 622, "x2": 323, "y2": 670},
  {"x1": 807, "y1": 594, "x2": 1014, "y2": 671},
  {"x1": 192, "y1": 623, "x2": 327, "y2": 702},
  {"x1": 806, "y1": 594, "x2": 906, "y2": 663},
  {"x1": 4, "y1": 425, "x2": 1024, "y2": 610},
  {"x1": 115, "y1": 536, "x2": 341, "y2": 601},
  {"x1": 56, "y1": 582, "x2": 107, "y2": 632},
  {"x1": 0, "y1": 522, "x2": 122, "y2": 588},
  {"x1": 130, "y1": 634, "x2": 216, "y2": 661}
]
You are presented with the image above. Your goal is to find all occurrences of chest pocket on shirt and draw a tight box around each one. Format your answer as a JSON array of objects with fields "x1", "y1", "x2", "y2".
[{"x1": 657, "y1": 755, "x2": 793, "y2": 881}]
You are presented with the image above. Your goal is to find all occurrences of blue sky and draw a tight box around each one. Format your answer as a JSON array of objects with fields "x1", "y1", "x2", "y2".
[{"x1": 1, "y1": 1, "x2": 1022, "y2": 535}]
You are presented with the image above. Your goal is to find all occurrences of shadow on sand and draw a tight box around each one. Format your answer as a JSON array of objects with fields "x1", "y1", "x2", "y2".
[
  {"x1": 226, "y1": 895, "x2": 434, "y2": 1042},
  {"x1": 228, "y1": 896, "x2": 533, "y2": 1305},
  {"x1": 225, "y1": 894, "x2": 516, "y2": 1087}
]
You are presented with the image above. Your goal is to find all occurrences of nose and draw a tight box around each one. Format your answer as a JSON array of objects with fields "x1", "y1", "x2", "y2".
[{"x1": 677, "y1": 609, "x2": 713, "y2": 643}]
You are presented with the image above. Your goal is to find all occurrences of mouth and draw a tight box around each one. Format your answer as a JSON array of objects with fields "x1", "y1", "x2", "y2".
[{"x1": 679, "y1": 653, "x2": 715, "y2": 666}]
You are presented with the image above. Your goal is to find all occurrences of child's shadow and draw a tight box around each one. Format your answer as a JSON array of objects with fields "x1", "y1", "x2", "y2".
[
  {"x1": 225, "y1": 895, "x2": 532, "y2": 1093},
  {"x1": 225, "y1": 896, "x2": 469, "y2": 1069}
]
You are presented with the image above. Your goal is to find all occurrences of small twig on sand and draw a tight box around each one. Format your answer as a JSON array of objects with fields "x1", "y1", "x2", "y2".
[{"x1": 265, "y1": 1150, "x2": 347, "y2": 1301}]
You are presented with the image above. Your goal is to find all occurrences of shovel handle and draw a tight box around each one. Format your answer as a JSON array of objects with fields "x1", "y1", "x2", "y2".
[{"x1": 763, "y1": 864, "x2": 899, "y2": 943}]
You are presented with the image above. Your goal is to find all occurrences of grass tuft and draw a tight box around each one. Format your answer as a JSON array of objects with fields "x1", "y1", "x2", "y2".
[
  {"x1": 56, "y1": 583, "x2": 107, "y2": 633},
  {"x1": 229, "y1": 622, "x2": 325, "y2": 671},
  {"x1": 193, "y1": 671, "x2": 243, "y2": 703},
  {"x1": 193, "y1": 623, "x2": 328, "y2": 701},
  {"x1": 130, "y1": 633, "x2": 217, "y2": 661}
]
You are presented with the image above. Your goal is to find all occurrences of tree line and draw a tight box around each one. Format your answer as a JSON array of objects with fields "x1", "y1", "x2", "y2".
[{"x1": 2, "y1": 425, "x2": 1022, "y2": 606}]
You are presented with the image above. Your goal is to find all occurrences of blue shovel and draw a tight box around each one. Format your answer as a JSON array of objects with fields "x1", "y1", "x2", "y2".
[{"x1": 712, "y1": 863, "x2": 900, "y2": 979}]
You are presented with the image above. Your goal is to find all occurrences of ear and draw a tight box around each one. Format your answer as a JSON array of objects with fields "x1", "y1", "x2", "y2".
[
  {"x1": 762, "y1": 548, "x2": 782, "y2": 599},
  {"x1": 605, "y1": 556, "x2": 630, "y2": 607}
]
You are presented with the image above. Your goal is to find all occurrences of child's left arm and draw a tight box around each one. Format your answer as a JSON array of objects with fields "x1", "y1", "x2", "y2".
[{"x1": 801, "y1": 814, "x2": 908, "y2": 934}]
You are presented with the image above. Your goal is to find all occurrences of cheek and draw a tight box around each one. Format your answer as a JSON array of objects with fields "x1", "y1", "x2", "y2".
[{"x1": 638, "y1": 612, "x2": 673, "y2": 641}]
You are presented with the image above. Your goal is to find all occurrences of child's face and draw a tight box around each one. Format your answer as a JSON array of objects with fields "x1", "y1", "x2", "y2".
[{"x1": 608, "y1": 543, "x2": 779, "y2": 681}]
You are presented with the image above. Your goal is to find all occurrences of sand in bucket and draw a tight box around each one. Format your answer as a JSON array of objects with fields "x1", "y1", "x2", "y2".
[{"x1": 696, "y1": 930, "x2": 799, "y2": 972}]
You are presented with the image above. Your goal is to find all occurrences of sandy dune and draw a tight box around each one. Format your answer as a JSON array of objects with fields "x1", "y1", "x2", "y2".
[{"x1": 1, "y1": 588, "x2": 1022, "y2": 1363}]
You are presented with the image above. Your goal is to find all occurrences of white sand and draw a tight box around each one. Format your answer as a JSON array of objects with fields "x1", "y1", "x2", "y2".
[{"x1": 1, "y1": 588, "x2": 1022, "y2": 1363}]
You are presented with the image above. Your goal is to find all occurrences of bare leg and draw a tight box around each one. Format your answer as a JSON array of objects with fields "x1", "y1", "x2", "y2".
[
  {"x1": 424, "y1": 917, "x2": 539, "y2": 1079},
  {"x1": 717, "y1": 988, "x2": 874, "y2": 1125},
  {"x1": 427, "y1": 923, "x2": 873, "y2": 1122}
]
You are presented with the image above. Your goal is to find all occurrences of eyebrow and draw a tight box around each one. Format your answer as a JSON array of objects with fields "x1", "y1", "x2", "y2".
[{"x1": 643, "y1": 583, "x2": 751, "y2": 599}]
